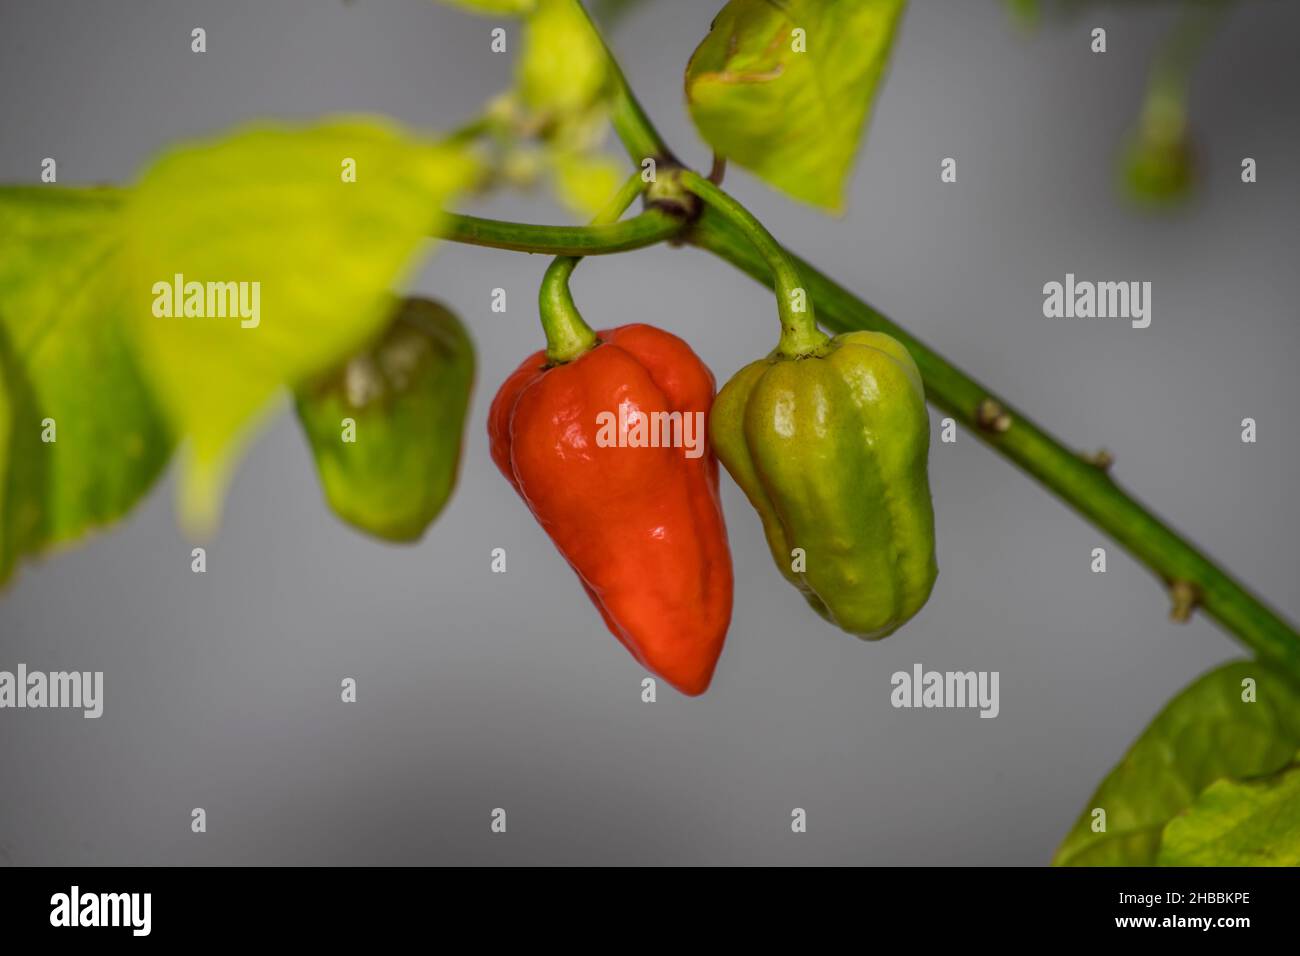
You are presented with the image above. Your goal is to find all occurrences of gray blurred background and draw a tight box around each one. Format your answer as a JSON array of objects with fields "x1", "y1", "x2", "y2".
[{"x1": 0, "y1": 0, "x2": 1296, "y2": 865}]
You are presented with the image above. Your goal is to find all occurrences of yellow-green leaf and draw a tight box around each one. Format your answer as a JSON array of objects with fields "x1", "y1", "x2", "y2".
[
  {"x1": 519, "y1": 0, "x2": 609, "y2": 117},
  {"x1": 550, "y1": 150, "x2": 626, "y2": 217},
  {"x1": 117, "y1": 120, "x2": 477, "y2": 533},
  {"x1": 1053, "y1": 660, "x2": 1300, "y2": 866},
  {"x1": 435, "y1": 0, "x2": 536, "y2": 15},
  {"x1": 0, "y1": 187, "x2": 172, "y2": 586},
  {"x1": 0, "y1": 348, "x2": 10, "y2": 577},
  {"x1": 1157, "y1": 763, "x2": 1300, "y2": 866},
  {"x1": 685, "y1": 0, "x2": 907, "y2": 212}
]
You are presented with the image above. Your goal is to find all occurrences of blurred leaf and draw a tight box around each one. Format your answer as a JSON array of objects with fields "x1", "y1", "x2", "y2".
[
  {"x1": 519, "y1": 0, "x2": 610, "y2": 118},
  {"x1": 1004, "y1": 0, "x2": 1039, "y2": 27},
  {"x1": 461, "y1": 0, "x2": 623, "y2": 219},
  {"x1": 685, "y1": 0, "x2": 907, "y2": 212},
  {"x1": 118, "y1": 120, "x2": 477, "y2": 533},
  {"x1": 295, "y1": 298, "x2": 474, "y2": 543},
  {"x1": 1053, "y1": 660, "x2": 1300, "y2": 866},
  {"x1": 435, "y1": 0, "x2": 536, "y2": 14},
  {"x1": 1158, "y1": 764, "x2": 1300, "y2": 866},
  {"x1": 0, "y1": 187, "x2": 172, "y2": 587},
  {"x1": 550, "y1": 149, "x2": 626, "y2": 217},
  {"x1": 0, "y1": 347, "x2": 11, "y2": 577}
]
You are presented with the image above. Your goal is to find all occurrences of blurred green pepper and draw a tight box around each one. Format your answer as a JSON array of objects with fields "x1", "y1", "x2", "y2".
[{"x1": 296, "y1": 297, "x2": 474, "y2": 542}]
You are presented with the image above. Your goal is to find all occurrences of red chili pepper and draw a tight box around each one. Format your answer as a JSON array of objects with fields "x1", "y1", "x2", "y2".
[{"x1": 489, "y1": 323, "x2": 733, "y2": 695}]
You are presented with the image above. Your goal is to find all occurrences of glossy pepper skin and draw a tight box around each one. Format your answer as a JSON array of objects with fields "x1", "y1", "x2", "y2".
[
  {"x1": 489, "y1": 323, "x2": 733, "y2": 695},
  {"x1": 296, "y1": 297, "x2": 474, "y2": 542},
  {"x1": 710, "y1": 330, "x2": 937, "y2": 640}
]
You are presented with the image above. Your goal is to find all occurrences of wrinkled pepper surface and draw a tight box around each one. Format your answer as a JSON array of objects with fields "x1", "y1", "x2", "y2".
[
  {"x1": 489, "y1": 323, "x2": 733, "y2": 695},
  {"x1": 296, "y1": 297, "x2": 474, "y2": 542},
  {"x1": 710, "y1": 330, "x2": 937, "y2": 639}
]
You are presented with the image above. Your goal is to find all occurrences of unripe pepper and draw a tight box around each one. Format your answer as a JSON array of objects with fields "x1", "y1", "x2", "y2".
[
  {"x1": 489, "y1": 320, "x2": 734, "y2": 696},
  {"x1": 296, "y1": 297, "x2": 474, "y2": 542},
  {"x1": 710, "y1": 329, "x2": 937, "y2": 639}
]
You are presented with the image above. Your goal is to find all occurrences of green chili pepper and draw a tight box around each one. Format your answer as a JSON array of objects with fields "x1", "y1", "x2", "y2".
[
  {"x1": 710, "y1": 329, "x2": 937, "y2": 639},
  {"x1": 295, "y1": 297, "x2": 474, "y2": 542}
]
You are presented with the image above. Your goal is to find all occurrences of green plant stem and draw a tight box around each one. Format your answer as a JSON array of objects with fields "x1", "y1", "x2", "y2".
[
  {"x1": 437, "y1": 209, "x2": 681, "y2": 256},
  {"x1": 436, "y1": 17, "x2": 1300, "y2": 676},
  {"x1": 1142, "y1": 0, "x2": 1232, "y2": 138},
  {"x1": 538, "y1": 267, "x2": 598, "y2": 362},
  {"x1": 539, "y1": 171, "x2": 646, "y2": 363},
  {"x1": 688, "y1": 206, "x2": 1300, "y2": 678},
  {"x1": 436, "y1": 204, "x2": 1300, "y2": 677},
  {"x1": 577, "y1": 1, "x2": 674, "y2": 164},
  {"x1": 1130, "y1": 0, "x2": 1231, "y2": 167},
  {"x1": 678, "y1": 170, "x2": 828, "y2": 358}
]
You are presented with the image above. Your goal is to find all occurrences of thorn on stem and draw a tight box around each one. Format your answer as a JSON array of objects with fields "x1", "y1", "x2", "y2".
[
  {"x1": 1169, "y1": 580, "x2": 1200, "y2": 623},
  {"x1": 976, "y1": 398, "x2": 1012, "y2": 434},
  {"x1": 1083, "y1": 448, "x2": 1115, "y2": 472}
]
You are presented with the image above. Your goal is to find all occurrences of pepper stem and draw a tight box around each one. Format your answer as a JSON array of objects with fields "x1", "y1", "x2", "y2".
[
  {"x1": 678, "y1": 169, "x2": 829, "y2": 358},
  {"x1": 539, "y1": 171, "x2": 647, "y2": 364}
]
